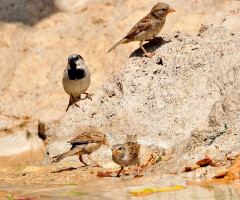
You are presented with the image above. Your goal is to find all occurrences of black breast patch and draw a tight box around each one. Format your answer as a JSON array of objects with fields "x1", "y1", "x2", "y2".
[{"x1": 68, "y1": 68, "x2": 86, "y2": 80}]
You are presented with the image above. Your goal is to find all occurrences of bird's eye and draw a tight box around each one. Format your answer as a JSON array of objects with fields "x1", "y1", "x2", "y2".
[
  {"x1": 119, "y1": 147, "x2": 122, "y2": 150},
  {"x1": 162, "y1": 8, "x2": 166, "y2": 11}
]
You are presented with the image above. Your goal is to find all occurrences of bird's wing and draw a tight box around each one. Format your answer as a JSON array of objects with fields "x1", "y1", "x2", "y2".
[
  {"x1": 126, "y1": 143, "x2": 140, "y2": 158},
  {"x1": 126, "y1": 135, "x2": 137, "y2": 143},
  {"x1": 67, "y1": 130, "x2": 104, "y2": 145},
  {"x1": 124, "y1": 16, "x2": 153, "y2": 39}
]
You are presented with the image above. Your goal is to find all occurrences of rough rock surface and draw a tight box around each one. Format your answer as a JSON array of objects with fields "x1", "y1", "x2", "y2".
[
  {"x1": 45, "y1": 2, "x2": 240, "y2": 173},
  {"x1": 0, "y1": 118, "x2": 46, "y2": 170}
]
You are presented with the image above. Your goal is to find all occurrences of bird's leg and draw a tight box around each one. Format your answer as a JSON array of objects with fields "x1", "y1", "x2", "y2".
[
  {"x1": 76, "y1": 94, "x2": 81, "y2": 101},
  {"x1": 84, "y1": 92, "x2": 94, "y2": 101},
  {"x1": 66, "y1": 95, "x2": 81, "y2": 111},
  {"x1": 71, "y1": 95, "x2": 80, "y2": 107},
  {"x1": 79, "y1": 155, "x2": 88, "y2": 166},
  {"x1": 116, "y1": 166, "x2": 124, "y2": 177},
  {"x1": 87, "y1": 154, "x2": 102, "y2": 167},
  {"x1": 139, "y1": 41, "x2": 155, "y2": 58},
  {"x1": 66, "y1": 96, "x2": 73, "y2": 112},
  {"x1": 137, "y1": 162, "x2": 140, "y2": 174}
]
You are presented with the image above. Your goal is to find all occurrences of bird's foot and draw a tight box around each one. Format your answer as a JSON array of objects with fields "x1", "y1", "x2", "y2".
[
  {"x1": 87, "y1": 154, "x2": 102, "y2": 167},
  {"x1": 84, "y1": 93, "x2": 94, "y2": 101},
  {"x1": 73, "y1": 101, "x2": 80, "y2": 107},
  {"x1": 92, "y1": 163, "x2": 103, "y2": 168},
  {"x1": 134, "y1": 173, "x2": 144, "y2": 178},
  {"x1": 143, "y1": 52, "x2": 155, "y2": 58}
]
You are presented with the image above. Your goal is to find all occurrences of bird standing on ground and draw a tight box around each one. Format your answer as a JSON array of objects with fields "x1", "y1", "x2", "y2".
[
  {"x1": 52, "y1": 130, "x2": 108, "y2": 167},
  {"x1": 107, "y1": 2, "x2": 175, "y2": 58},
  {"x1": 62, "y1": 54, "x2": 93, "y2": 111},
  {"x1": 111, "y1": 135, "x2": 140, "y2": 177}
]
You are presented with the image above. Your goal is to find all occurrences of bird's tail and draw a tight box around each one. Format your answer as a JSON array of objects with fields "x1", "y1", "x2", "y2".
[
  {"x1": 126, "y1": 134, "x2": 137, "y2": 143},
  {"x1": 106, "y1": 38, "x2": 128, "y2": 54},
  {"x1": 51, "y1": 150, "x2": 74, "y2": 163}
]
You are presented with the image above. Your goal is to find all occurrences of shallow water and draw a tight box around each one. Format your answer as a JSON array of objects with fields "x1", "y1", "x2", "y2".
[{"x1": 1, "y1": 176, "x2": 240, "y2": 200}]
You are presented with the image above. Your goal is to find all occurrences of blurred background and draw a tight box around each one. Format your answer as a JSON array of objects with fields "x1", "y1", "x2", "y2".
[{"x1": 0, "y1": 0, "x2": 231, "y2": 170}]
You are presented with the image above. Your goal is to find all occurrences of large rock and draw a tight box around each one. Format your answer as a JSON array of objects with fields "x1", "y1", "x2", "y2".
[
  {"x1": 0, "y1": 0, "x2": 230, "y2": 122},
  {"x1": 45, "y1": 2, "x2": 240, "y2": 170},
  {"x1": 0, "y1": 117, "x2": 45, "y2": 170},
  {"x1": 0, "y1": 0, "x2": 235, "y2": 168}
]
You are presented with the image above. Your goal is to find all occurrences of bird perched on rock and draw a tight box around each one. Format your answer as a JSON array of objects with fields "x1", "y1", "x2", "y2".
[
  {"x1": 62, "y1": 54, "x2": 93, "y2": 111},
  {"x1": 111, "y1": 135, "x2": 140, "y2": 177},
  {"x1": 107, "y1": 2, "x2": 175, "y2": 58},
  {"x1": 52, "y1": 130, "x2": 108, "y2": 167}
]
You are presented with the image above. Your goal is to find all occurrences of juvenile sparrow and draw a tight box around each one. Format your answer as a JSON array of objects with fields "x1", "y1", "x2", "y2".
[
  {"x1": 52, "y1": 130, "x2": 108, "y2": 167},
  {"x1": 111, "y1": 135, "x2": 140, "y2": 177},
  {"x1": 107, "y1": 2, "x2": 175, "y2": 58},
  {"x1": 62, "y1": 54, "x2": 93, "y2": 111}
]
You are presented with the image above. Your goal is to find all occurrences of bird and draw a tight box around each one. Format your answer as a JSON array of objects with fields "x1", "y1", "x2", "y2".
[
  {"x1": 111, "y1": 134, "x2": 140, "y2": 177},
  {"x1": 62, "y1": 54, "x2": 93, "y2": 112},
  {"x1": 106, "y1": 2, "x2": 175, "y2": 58},
  {"x1": 51, "y1": 130, "x2": 108, "y2": 167}
]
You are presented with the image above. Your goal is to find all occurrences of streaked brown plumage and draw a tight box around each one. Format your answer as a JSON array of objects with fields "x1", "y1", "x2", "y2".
[
  {"x1": 52, "y1": 130, "x2": 108, "y2": 167},
  {"x1": 107, "y1": 2, "x2": 175, "y2": 58},
  {"x1": 111, "y1": 135, "x2": 140, "y2": 177}
]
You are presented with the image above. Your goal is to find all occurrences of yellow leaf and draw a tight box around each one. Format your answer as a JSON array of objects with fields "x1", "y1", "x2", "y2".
[
  {"x1": 68, "y1": 183, "x2": 78, "y2": 185},
  {"x1": 131, "y1": 185, "x2": 185, "y2": 196}
]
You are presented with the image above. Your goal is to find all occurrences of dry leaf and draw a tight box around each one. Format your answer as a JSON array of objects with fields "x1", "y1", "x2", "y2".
[
  {"x1": 187, "y1": 155, "x2": 240, "y2": 187},
  {"x1": 182, "y1": 155, "x2": 224, "y2": 173},
  {"x1": 226, "y1": 154, "x2": 239, "y2": 160},
  {"x1": 196, "y1": 155, "x2": 212, "y2": 166},
  {"x1": 197, "y1": 155, "x2": 222, "y2": 167},
  {"x1": 182, "y1": 167, "x2": 194, "y2": 173},
  {"x1": 224, "y1": 155, "x2": 240, "y2": 180},
  {"x1": 140, "y1": 154, "x2": 156, "y2": 171},
  {"x1": 213, "y1": 172, "x2": 226, "y2": 179},
  {"x1": 182, "y1": 165, "x2": 200, "y2": 173},
  {"x1": 97, "y1": 171, "x2": 114, "y2": 177}
]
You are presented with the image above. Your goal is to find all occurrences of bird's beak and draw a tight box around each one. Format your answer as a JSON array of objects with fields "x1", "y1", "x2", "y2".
[
  {"x1": 112, "y1": 149, "x2": 120, "y2": 155},
  {"x1": 103, "y1": 139, "x2": 109, "y2": 146},
  {"x1": 167, "y1": 7, "x2": 176, "y2": 13}
]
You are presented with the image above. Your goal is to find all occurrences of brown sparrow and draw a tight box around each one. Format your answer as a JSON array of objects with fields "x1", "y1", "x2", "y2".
[
  {"x1": 107, "y1": 2, "x2": 175, "y2": 58},
  {"x1": 111, "y1": 135, "x2": 140, "y2": 177},
  {"x1": 62, "y1": 54, "x2": 93, "y2": 112},
  {"x1": 52, "y1": 130, "x2": 108, "y2": 167}
]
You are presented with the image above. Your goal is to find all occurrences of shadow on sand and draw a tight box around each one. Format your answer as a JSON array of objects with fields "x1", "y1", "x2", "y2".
[
  {"x1": 0, "y1": 0, "x2": 57, "y2": 26},
  {"x1": 51, "y1": 167, "x2": 78, "y2": 173}
]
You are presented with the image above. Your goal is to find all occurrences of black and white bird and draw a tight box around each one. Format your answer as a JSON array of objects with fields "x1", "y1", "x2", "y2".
[{"x1": 62, "y1": 54, "x2": 93, "y2": 111}]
